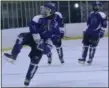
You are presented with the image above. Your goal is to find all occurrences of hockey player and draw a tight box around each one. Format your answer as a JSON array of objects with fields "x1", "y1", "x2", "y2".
[
  {"x1": 4, "y1": 3, "x2": 64, "y2": 65},
  {"x1": 42, "y1": 3, "x2": 65, "y2": 64},
  {"x1": 78, "y1": 2, "x2": 107, "y2": 65},
  {"x1": 4, "y1": 3, "x2": 64, "y2": 86}
]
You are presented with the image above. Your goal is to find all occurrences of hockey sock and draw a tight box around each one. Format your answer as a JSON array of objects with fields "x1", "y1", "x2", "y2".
[
  {"x1": 89, "y1": 46, "x2": 96, "y2": 60},
  {"x1": 81, "y1": 45, "x2": 89, "y2": 61},
  {"x1": 11, "y1": 37, "x2": 23, "y2": 59},
  {"x1": 25, "y1": 62, "x2": 38, "y2": 81},
  {"x1": 56, "y1": 47, "x2": 63, "y2": 60}
]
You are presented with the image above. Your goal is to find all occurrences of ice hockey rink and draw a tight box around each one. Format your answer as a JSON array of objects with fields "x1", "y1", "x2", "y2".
[{"x1": 2, "y1": 37, "x2": 108, "y2": 87}]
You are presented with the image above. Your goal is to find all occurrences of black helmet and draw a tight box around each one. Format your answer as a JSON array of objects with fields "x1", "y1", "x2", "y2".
[
  {"x1": 92, "y1": 1, "x2": 102, "y2": 11},
  {"x1": 40, "y1": 2, "x2": 56, "y2": 17},
  {"x1": 44, "y1": 3, "x2": 56, "y2": 13}
]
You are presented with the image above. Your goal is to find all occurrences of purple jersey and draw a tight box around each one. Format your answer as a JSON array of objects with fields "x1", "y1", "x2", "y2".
[
  {"x1": 86, "y1": 11, "x2": 107, "y2": 36},
  {"x1": 28, "y1": 11, "x2": 64, "y2": 40}
]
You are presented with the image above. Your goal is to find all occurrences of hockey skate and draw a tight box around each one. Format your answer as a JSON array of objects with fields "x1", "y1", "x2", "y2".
[
  {"x1": 24, "y1": 78, "x2": 31, "y2": 86},
  {"x1": 47, "y1": 53, "x2": 52, "y2": 64},
  {"x1": 59, "y1": 58, "x2": 64, "y2": 64},
  {"x1": 3, "y1": 53, "x2": 16, "y2": 64},
  {"x1": 48, "y1": 57, "x2": 52, "y2": 64},
  {"x1": 78, "y1": 58, "x2": 85, "y2": 64},
  {"x1": 87, "y1": 59, "x2": 93, "y2": 65}
]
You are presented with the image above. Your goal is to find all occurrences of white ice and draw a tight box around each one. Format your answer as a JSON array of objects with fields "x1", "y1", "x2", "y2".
[{"x1": 2, "y1": 37, "x2": 108, "y2": 87}]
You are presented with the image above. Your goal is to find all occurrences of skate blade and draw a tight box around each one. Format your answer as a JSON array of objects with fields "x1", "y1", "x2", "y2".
[
  {"x1": 61, "y1": 61, "x2": 64, "y2": 64},
  {"x1": 3, "y1": 55, "x2": 15, "y2": 64},
  {"x1": 78, "y1": 61, "x2": 85, "y2": 65},
  {"x1": 48, "y1": 62, "x2": 52, "y2": 65},
  {"x1": 48, "y1": 58, "x2": 52, "y2": 65},
  {"x1": 86, "y1": 62, "x2": 92, "y2": 66},
  {"x1": 59, "y1": 58, "x2": 64, "y2": 64},
  {"x1": 24, "y1": 79, "x2": 30, "y2": 86}
]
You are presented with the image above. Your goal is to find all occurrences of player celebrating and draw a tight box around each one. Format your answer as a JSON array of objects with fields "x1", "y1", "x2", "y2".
[
  {"x1": 78, "y1": 2, "x2": 107, "y2": 65},
  {"x1": 4, "y1": 2, "x2": 64, "y2": 86},
  {"x1": 4, "y1": 3, "x2": 64, "y2": 65}
]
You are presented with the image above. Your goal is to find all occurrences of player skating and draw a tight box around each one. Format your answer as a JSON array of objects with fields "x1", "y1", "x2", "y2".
[{"x1": 78, "y1": 2, "x2": 107, "y2": 65}]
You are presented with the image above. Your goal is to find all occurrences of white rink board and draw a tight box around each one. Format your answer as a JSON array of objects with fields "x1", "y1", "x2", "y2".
[
  {"x1": 2, "y1": 22, "x2": 108, "y2": 49},
  {"x1": 2, "y1": 37, "x2": 108, "y2": 87}
]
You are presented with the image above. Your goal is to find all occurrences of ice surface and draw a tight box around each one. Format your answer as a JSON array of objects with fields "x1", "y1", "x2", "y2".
[{"x1": 2, "y1": 37, "x2": 108, "y2": 87}]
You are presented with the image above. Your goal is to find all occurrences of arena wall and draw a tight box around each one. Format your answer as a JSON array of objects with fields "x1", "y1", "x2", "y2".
[{"x1": 2, "y1": 22, "x2": 108, "y2": 50}]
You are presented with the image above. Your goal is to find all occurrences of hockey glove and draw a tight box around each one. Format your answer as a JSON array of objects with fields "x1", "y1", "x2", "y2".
[
  {"x1": 44, "y1": 39, "x2": 53, "y2": 55},
  {"x1": 60, "y1": 32, "x2": 64, "y2": 38},
  {"x1": 37, "y1": 39, "x2": 53, "y2": 54},
  {"x1": 51, "y1": 35, "x2": 61, "y2": 42},
  {"x1": 37, "y1": 40, "x2": 45, "y2": 51},
  {"x1": 44, "y1": 43, "x2": 52, "y2": 55}
]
